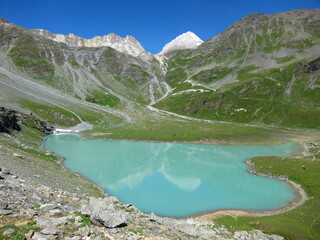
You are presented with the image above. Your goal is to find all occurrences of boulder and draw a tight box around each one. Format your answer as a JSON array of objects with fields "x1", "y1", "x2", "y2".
[
  {"x1": 31, "y1": 231, "x2": 57, "y2": 240},
  {"x1": 81, "y1": 197, "x2": 128, "y2": 228},
  {"x1": 36, "y1": 216, "x2": 68, "y2": 228},
  {"x1": 41, "y1": 227, "x2": 62, "y2": 235}
]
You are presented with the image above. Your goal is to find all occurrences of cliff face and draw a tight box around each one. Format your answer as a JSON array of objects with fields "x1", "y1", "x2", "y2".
[
  {"x1": 31, "y1": 29, "x2": 146, "y2": 58},
  {"x1": 0, "y1": 107, "x2": 21, "y2": 133}
]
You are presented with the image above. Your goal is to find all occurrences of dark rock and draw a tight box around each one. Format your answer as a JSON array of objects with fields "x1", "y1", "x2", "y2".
[
  {"x1": 0, "y1": 107, "x2": 54, "y2": 135},
  {"x1": 298, "y1": 57, "x2": 320, "y2": 73},
  {"x1": 0, "y1": 107, "x2": 21, "y2": 133},
  {"x1": 306, "y1": 57, "x2": 320, "y2": 72}
]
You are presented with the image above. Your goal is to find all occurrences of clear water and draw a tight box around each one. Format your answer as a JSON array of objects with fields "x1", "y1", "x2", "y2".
[{"x1": 44, "y1": 134, "x2": 297, "y2": 217}]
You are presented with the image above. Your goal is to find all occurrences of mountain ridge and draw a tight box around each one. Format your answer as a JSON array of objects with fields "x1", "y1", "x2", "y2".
[
  {"x1": 0, "y1": 9, "x2": 319, "y2": 129},
  {"x1": 32, "y1": 29, "x2": 146, "y2": 58}
]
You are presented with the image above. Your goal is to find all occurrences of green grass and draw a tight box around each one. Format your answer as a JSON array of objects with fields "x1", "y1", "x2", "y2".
[
  {"x1": 1, "y1": 221, "x2": 41, "y2": 240},
  {"x1": 191, "y1": 67, "x2": 235, "y2": 84},
  {"x1": 155, "y1": 61, "x2": 320, "y2": 129},
  {"x1": 19, "y1": 100, "x2": 80, "y2": 127},
  {"x1": 8, "y1": 37, "x2": 54, "y2": 79},
  {"x1": 85, "y1": 90, "x2": 120, "y2": 107},
  {"x1": 74, "y1": 212, "x2": 91, "y2": 227},
  {"x1": 215, "y1": 151, "x2": 320, "y2": 240},
  {"x1": 19, "y1": 98, "x2": 113, "y2": 128},
  {"x1": 70, "y1": 60, "x2": 80, "y2": 68},
  {"x1": 84, "y1": 117, "x2": 319, "y2": 145},
  {"x1": 275, "y1": 56, "x2": 296, "y2": 64},
  {"x1": 8, "y1": 143, "x2": 57, "y2": 162}
]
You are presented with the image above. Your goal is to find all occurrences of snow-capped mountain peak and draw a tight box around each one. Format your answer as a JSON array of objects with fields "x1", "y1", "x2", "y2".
[{"x1": 159, "y1": 31, "x2": 203, "y2": 55}]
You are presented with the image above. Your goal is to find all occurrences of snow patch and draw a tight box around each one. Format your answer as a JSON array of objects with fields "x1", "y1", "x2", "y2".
[{"x1": 158, "y1": 31, "x2": 203, "y2": 55}]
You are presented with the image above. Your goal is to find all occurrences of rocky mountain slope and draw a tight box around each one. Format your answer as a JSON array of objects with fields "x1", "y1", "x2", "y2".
[
  {"x1": 0, "y1": 9, "x2": 319, "y2": 129},
  {"x1": 0, "y1": 17, "x2": 169, "y2": 126},
  {"x1": 154, "y1": 9, "x2": 320, "y2": 128}
]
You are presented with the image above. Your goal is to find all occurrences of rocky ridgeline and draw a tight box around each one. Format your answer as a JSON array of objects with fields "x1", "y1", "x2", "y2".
[
  {"x1": 0, "y1": 107, "x2": 54, "y2": 135},
  {"x1": 0, "y1": 167, "x2": 284, "y2": 240}
]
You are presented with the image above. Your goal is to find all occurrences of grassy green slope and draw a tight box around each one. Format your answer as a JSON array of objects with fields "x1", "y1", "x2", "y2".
[
  {"x1": 155, "y1": 60, "x2": 320, "y2": 128},
  {"x1": 155, "y1": 10, "x2": 320, "y2": 129},
  {"x1": 215, "y1": 145, "x2": 320, "y2": 240}
]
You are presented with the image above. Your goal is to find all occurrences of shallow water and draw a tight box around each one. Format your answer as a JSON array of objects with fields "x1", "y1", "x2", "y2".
[{"x1": 44, "y1": 134, "x2": 297, "y2": 217}]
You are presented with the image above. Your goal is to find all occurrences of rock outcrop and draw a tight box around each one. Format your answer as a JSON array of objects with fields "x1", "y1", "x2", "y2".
[
  {"x1": 0, "y1": 107, "x2": 53, "y2": 135},
  {"x1": 81, "y1": 197, "x2": 128, "y2": 228},
  {"x1": 32, "y1": 29, "x2": 146, "y2": 58},
  {"x1": 0, "y1": 107, "x2": 21, "y2": 133}
]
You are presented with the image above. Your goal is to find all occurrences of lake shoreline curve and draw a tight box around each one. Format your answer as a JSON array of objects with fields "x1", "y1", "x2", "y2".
[
  {"x1": 195, "y1": 158, "x2": 309, "y2": 222},
  {"x1": 46, "y1": 133, "x2": 308, "y2": 221}
]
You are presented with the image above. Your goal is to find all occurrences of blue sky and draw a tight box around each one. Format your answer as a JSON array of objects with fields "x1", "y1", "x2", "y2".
[{"x1": 0, "y1": 0, "x2": 319, "y2": 53}]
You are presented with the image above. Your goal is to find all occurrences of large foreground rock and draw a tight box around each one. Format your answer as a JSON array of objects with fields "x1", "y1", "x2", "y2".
[{"x1": 81, "y1": 197, "x2": 128, "y2": 228}]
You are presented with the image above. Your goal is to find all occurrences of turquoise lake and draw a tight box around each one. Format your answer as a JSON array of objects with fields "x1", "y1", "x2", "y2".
[{"x1": 44, "y1": 134, "x2": 298, "y2": 217}]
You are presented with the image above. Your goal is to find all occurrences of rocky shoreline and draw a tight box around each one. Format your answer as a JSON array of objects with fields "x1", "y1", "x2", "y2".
[{"x1": 0, "y1": 167, "x2": 285, "y2": 240}]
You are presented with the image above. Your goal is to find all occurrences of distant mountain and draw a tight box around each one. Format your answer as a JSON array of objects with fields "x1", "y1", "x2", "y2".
[
  {"x1": 158, "y1": 31, "x2": 203, "y2": 56},
  {"x1": 0, "y1": 9, "x2": 319, "y2": 129}
]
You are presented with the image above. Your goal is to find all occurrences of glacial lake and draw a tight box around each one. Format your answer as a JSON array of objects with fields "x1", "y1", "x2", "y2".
[{"x1": 44, "y1": 134, "x2": 298, "y2": 217}]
